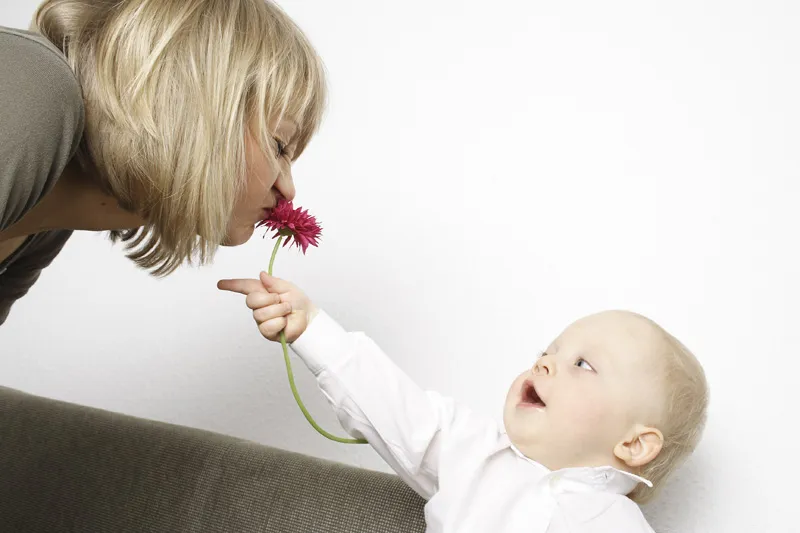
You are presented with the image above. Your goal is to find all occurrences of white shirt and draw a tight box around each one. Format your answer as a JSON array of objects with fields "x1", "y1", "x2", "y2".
[{"x1": 291, "y1": 311, "x2": 656, "y2": 533}]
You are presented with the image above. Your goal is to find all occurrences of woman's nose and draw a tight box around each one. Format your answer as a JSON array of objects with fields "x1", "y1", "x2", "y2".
[{"x1": 275, "y1": 169, "x2": 296, "y2": 202}]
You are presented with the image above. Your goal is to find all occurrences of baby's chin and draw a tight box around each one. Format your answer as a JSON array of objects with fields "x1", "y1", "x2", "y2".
[
  {"x1": 504, "y1": 419, "x2": 624, "y2": 473},
  {"x1": 506, "y1": 434, "x2": 551, "y2": 468},
  {"x1": 505, "y1": 434, "x2": 590, "y2": 472},
  {"x1": 503, "y1": 410, "x2": 542, "y2": 453}
]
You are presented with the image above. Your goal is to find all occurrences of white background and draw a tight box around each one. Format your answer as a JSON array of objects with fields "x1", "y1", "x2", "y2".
[{"x1": 2, "y1": 1, "x2": 798, "y2": 532}]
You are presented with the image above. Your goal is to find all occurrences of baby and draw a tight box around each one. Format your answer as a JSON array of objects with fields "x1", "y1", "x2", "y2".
[{"x1": 219, "y1": 272, "x2": 708, "y2": 533}]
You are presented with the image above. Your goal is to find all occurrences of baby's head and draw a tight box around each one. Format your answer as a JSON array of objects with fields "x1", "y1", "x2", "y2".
[{"x1": 503, "y1": 310, "x2": 707, "y2": 504}]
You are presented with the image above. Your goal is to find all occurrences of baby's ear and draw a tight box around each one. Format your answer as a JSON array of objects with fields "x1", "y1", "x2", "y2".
[{"x1": 614, "y1": 424, "x2": 664, "y2": 468}]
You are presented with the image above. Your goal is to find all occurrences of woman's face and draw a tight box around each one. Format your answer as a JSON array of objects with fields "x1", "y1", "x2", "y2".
[{"x1": 224, "y1": 118, "x2": 299, "y2": 246}]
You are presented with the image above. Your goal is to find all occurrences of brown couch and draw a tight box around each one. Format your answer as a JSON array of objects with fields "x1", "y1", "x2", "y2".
[{"x1": 0, "y1": 386, "x2": 426, "y2": 532}]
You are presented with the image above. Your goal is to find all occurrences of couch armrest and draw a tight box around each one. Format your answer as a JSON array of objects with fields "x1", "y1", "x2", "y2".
[{"x1": 0, "y1": 386, "x2": 425, "y2": 533}]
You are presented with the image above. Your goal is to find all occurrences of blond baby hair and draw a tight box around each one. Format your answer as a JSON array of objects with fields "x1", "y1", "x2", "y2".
[
  {"x1": 32, "y1": 0, "x2": 326, "y2": 274},
  {"x1": 630, "y1": 320, "x2": 709, "y2": 505}
]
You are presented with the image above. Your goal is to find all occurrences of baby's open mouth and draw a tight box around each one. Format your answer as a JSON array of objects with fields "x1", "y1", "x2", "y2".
[{"x1": 520, "y1": 380, "x2": 546, "y2": 408}]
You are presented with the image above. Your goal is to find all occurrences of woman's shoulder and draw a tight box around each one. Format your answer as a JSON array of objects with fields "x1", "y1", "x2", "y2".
[
  {"x1": 0, "y1": 25, "x2": 84, "y2": 138},
  {"x1": 0, "y1": 26, "x2": 85, "y2": 231},
  {"x1": 0, "y1": 26, "x2": 81, "y2": 93}
]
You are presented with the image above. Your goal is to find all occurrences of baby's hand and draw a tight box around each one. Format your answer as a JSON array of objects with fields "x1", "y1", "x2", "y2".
[{"x1": 217, "y1": 272, "x2": 317, "y2": 343}]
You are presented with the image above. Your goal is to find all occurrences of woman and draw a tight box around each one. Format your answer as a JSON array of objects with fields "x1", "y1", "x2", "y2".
[{"x1": 0, "y1": 0, "x2": 326, "y2": 325}]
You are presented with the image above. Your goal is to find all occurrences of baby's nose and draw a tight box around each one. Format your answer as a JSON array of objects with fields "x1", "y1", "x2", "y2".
[{"x1": 533, "y1": 359, "x2": 554, "y2": 376}]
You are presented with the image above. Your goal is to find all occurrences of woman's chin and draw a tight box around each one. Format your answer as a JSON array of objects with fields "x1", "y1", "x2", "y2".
[{"x1": 221, "y1": 224, "x2": 255, "y2": 247}]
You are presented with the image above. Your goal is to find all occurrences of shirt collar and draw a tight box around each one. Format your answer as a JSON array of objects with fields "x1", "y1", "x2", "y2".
[{"x1": 506, "y1": 440, "x2": 653, "y2": 494}]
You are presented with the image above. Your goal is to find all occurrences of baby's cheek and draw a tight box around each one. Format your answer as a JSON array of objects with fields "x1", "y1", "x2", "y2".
[{"x1": 561, "y1": 390, "x2": 613, "y2": 437}]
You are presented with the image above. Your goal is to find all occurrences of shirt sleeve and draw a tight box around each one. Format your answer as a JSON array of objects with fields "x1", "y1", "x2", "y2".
[
  {"x1": 0, "y1": 27, "x2": 85, "y2": 231},
  {"x1": 290, "y1": 310, "x2": 496, "y2": 501}
]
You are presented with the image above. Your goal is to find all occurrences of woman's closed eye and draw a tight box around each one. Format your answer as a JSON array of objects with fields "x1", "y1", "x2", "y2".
[
  {"x1": 575, "y1": 357, "x2": 595, "y2": 372},
  {"x1": 274, "y1": 138, "x2": 287, "y2": 158}
]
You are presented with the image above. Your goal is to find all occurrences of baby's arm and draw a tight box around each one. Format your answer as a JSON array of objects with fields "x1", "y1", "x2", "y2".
[
  {"x1": 218, "y1": 273, "x2": 495, "y2": 500},
  {"x1": 293, "y1": 308, "x2": 458, "y2": 499}
]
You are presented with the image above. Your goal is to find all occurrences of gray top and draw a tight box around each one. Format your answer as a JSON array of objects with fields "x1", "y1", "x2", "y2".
[{"x1": 0, "y1": 26, "x2": 85, "y2": 325}]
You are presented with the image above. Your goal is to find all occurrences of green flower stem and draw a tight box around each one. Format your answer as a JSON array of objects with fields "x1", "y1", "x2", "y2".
[{"x1": 269, "y1": 236, "x2": 367, "y2": 445}]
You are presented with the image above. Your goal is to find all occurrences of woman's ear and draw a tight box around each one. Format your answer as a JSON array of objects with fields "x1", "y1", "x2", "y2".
[{"x1": 614, "y1": 424, "x2": 664, "y2": 468}]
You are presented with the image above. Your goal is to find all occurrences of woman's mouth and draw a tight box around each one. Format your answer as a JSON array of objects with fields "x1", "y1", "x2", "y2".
[
  {"x1": 519, "y1": 380, "x2": 546, "y2": 409},
  {"x1": 261, "y1": 197, "x2": 284, "y2": 221}
]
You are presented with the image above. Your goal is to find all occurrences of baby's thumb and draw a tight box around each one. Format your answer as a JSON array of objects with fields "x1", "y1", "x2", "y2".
[{"x1": 260, "y1": 271, "x2": 292, "y2": 293}]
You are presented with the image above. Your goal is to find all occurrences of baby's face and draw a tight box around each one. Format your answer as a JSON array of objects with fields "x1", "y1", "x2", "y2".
[{"x1": 503, "y1": 311, "x2": 664, "y2": 470}]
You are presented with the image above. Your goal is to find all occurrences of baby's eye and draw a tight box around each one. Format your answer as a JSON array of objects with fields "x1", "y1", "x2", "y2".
[{"x1": 575, "y1": 358, "x2": 594, "y2": 372}]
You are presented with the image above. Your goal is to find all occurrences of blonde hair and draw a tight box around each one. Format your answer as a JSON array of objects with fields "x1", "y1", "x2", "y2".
[
  {"x1": 629, "y1": 323, "x2": 709, "y2": 505},
  {"x1": 32, "y1": 0, "x2": 327, "y2": 275}
]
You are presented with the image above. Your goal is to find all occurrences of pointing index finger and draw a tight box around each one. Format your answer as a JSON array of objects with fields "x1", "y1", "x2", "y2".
[{"x1": 217, "y1": 278, "x2": 265, "y2": 296}]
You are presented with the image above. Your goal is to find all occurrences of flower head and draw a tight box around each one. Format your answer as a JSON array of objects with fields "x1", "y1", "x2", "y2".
[{"x1": 258, "y1": 199, "x2": 322, "y2": 254}]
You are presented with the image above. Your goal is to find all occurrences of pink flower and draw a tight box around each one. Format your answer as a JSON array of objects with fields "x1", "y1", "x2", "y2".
[
  {"x1": 258, "y1": 199, "x2": 322, "y2": 254},
  {"x1": 257, "y1": 198, "x2": 363, "y2": 445}
]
